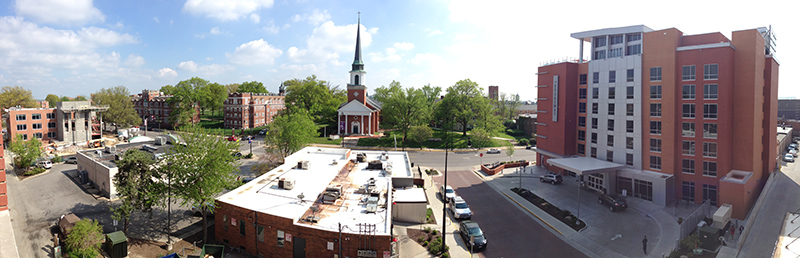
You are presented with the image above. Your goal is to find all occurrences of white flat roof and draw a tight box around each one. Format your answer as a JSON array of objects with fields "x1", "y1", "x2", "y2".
[
  {"x1": 546, "y1": 157, "x2": 625, "y2": 175},
  {"x1": 394, "y1": 188, "x2": 427, "y2": 203},
  {"x1": 571, "y1": 25, "x2": 653, "y2": 41},
  {"x1": 217, "y1": 147, "x2": 412, "y2": 236}
]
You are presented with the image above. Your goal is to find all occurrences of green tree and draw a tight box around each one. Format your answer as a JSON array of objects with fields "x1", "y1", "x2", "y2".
[
  {"x1": 0, "y1": 86, "x2": 38, "y2": 112},
  {"x1": 237, "y1": 81, "x2": 269, "y2": 93},
  {"x1": 283, "y1": 75, "x2": 346, "y2": 125},
  {"x1": 224, "y1": 83, "x2": 240, "y2": 95},
  {"x1": 469, "y1": 128, "x2": 492, "y2": 148},
  {"x1": 111, "y1": 149, "x2": 161, "y2": 235},
  {"x1": 160, "y1": 85, "x2": 176, "y2": 95},
  {"x1": 264, "y1": 108, "x2": 318, "y2": 158},
  {"x1": 505, "y1": 141, "x2": 515, "y2": 161},
  {"x1": 75, "y1": 95, "x2": 87, "y2": 101},
  {"x1": 60, "y1": 96, "x2": 70, "y2": 102},
  {"x1": 408, "y1": 126, "x2": 433, "y2": 150},
  {"x1": 473, "y1": 95, "x2": 504, "y2": 133},
  {"x1": 495, "y1": 92, "x2": 521, "y2": 119},
  {"x1": 169, "y1": 77, "x2": 206, "y2": 127},
  {"x1": 206, "y1": 83, "x2": 227, "y2": 116},
  {"x1": 65, "y1": 219, "x2": 104, "y2": 258},
  {"x1": 9, "y1": 135, "x2": 42, "y2": 171},
  {"x1": 165, "y1": 126, "x2": 240, "y2": 243},
  {"x1": 45, "y1": 94, "x2": 60, "y2": 108},
  {"x1": 435, "y1": 79, "x2": 487, "y2": 136},
  {"x1": 92, "y1": 86, "x2": 141, "y2": 132},
  {"x1": 373, "y1": 81, "x2": 431, "y2": 144}
]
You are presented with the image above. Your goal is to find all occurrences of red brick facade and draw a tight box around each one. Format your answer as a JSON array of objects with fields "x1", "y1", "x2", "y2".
[
  {"x1": 0, "y1": 119, "x2": 6, "y2": 211},
  {"x1": 223, "y1": 92, "x2": 285, "y2": 130},
  {"x1": 4, "y1": 108, "x2": 58, "y2": 144},
  {"x1": 132, "y1": 90, "x2": 199, "y2": 129}
]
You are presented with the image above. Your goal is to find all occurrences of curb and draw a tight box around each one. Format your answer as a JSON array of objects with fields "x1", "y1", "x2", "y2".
[{"x1": 499, "y1": 191, "x2": 563, "y2": 235}]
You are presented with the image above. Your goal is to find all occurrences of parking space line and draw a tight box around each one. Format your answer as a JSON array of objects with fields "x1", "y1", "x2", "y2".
[{"x1": 500, "y1": 191, "x2": 563, "y2": 235}]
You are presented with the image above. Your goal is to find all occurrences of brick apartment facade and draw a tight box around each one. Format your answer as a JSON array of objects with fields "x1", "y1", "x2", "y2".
[
  {"x1": 132, "y1": 90, "x2": 199, "y2": 129},
  {"x1": 4, "y1": 108, "x2": 59, "y2": 143},
  {"x1": 223, "y1": 91, "x2": 285, "y2": 130},
  {"x1": 535, "y1": 25, "x2": 778, "y2": 219},
  {"x1": 4, "y1": 101, "x2": 108, "y2": 146}
]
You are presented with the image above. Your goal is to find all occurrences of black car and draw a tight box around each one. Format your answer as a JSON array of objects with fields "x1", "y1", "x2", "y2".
[
  {"x1": 459, "y1": 220, "x2": 487, "y2": 252},
  {"x1": 232, "y1": 152, "x2": 243, "y2": 159},
  {"x1": 539, "y1": 174, "x2": 563, "y2": 184},
  {"x1": 598, "y1": 193, "x2": 628, "y2": 211}
]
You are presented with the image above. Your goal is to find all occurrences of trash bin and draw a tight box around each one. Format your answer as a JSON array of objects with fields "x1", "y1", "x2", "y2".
[{"x1": 105, "y1": 231, "x2": 128, "y2": 258}]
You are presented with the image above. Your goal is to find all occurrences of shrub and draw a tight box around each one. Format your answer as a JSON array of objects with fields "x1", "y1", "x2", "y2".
[
  {"x1": 680, "y1": 232, "x2": 700, "y2": 251},
  {"x1": 423, "y1": 227, "x2": 431, "y2": 233},
  {"x1": 431, "y1": 229, "x2": 438, "y2": 235},
  {"x1": 245, "y1": 153, "x2": 253, "y2": 159},
  {"x1": 518, "y1": 138, "x2": 530, "y2": 146},
  {"x1": 441, "y1": 252, "x2": 450, "y2": 258},
  {"x1": 51, "y1": 155, "x2": 63, "y2": 163},
  {"x1": 24, "y1": 167, "x2": 46, "y2": 176},
  {"x1": 418, "y1": 236, "x2": 425, "y2": 243}
]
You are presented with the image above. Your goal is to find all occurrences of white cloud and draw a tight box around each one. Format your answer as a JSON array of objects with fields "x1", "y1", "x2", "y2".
[
  {"x1": 124, "y1": 54, "x2": 145, "y2": 67},
  {"x1": 177, "y1": 60, "x2": 234, "y2": 76},
  {"x1": 153, "y1": 17, "x2": 160, "y2": 23},
  {"x1": 227, "y1": 39, "x2": 283, "y2": 65},
  {"x1": 291, "y1": 9, "x2": 331, "y2": 25},
  {"x1": 369, "y1": 48, "x2": 400, "y2": 63},
  {"x1": 210, "y1": 27, "x2": 222, "y2": 35},
  {"x1": 263, "y1": 20, "x2": 280, "y2": 34},
  {"x1": 250, "y1": 13, "x2": 260, "y2": 24},
  {"x1": 157, "y1": 68, "x2": 177, "y2": 78},
  {"x1": 454, "y1": 33, "x2": 475, "y2": 41},
  {"x1": 426, "y1": 29, "x2": 443, "y2": 36},
  {"x1": 15, "y1": 0, "x2": 105, "y2": 25},
  {"x1": 183, "y1": 0, "x2": 274, "y2": 21},
  {"x1": 393, "y1": 42, "x2": 414, "y2": 50},
  {"x1": 286, "y1": 21, "x2": 373, "y2": 64}
]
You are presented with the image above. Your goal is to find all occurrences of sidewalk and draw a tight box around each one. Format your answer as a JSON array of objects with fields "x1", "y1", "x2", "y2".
[
  {"x1": 0, "y1": 210, "x2": 20, "y2": 258},
  {"x1": 478, "y1": 165, "x2": 681, "y2": 258}
]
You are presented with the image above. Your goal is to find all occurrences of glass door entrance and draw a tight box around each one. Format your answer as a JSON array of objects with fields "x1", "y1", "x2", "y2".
[{"x1": 586, "y1": 173, "x2": 605, "y2": 193}]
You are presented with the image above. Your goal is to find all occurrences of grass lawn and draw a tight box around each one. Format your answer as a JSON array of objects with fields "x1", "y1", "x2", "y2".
[{"x1": 308, "y1": 136, "x2": 342, "y2": 145}]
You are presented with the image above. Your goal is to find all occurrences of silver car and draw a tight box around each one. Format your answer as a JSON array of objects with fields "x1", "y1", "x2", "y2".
[
  {"x1": 441, "y1": 185, "x2": 456, "y2": 202},
  {"x1": 449, "y1": 196, "x2": 472, "y2": 219}
]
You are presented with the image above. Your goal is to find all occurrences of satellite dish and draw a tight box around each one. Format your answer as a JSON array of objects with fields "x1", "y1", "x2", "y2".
[{"x1": 297, "y1": 193, "x2": 305, "y2": 200}]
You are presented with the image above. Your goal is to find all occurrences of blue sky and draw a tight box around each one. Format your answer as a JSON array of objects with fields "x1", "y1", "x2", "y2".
[{"x1": 0, "y1": 0, "x2": 796, "y2": 101}]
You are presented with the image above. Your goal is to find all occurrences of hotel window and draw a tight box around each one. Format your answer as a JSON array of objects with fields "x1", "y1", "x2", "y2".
[
  {"x1": 32, "y1": 123, "x2": 42, "y2": 129},
  {"x1": 682, "y1": 181, "x2": 696, "y2": 202},
  {"x1": 703, "y1": 161, "x2": 717, "y2": 177},
  {"x1": 579, "y1": 103, "x2": 586, "y2": 113},
  {"x1": 650, "y1": 138, "x2": 661, "y2": 152},
  {"x1": 704, "y1": 84, "x2": 718, "y2": 99},
  {"x1": 592, "y1": 118, "x2": 598, "y2": 129},
  {"x1": 592, "y1": 103, "x2": 598, "y2": 114},
  {"x1": 610, "y1": 35, "x2": 624, "y2": 45},
  {"x1": 703, "y1": 123, "x2": 718, "y2": 138},
  {"x1": 578, "y1": 143, "x2": 586, "y2": 155},
  {"x1": 703, "y1": 142, "x2": 717, "y2": 158},
  {"x1": 594, "y1": 50, "x2": 606, "y2": 60},
  {"x1": 650, "y1": 103, "x2": 661, "y2": 117},
  {"x1": 16, "y1": 114, "x2": 26, "y2": 121},
  {"x1": 607, "y1": 135, "x2": 614, "y2": 147},
  {"x1": 703, "y1": 184, "x2": 718, "y2": 206},
  {"x1": 579, "y1": 88, "x2": 587, "y2": 99},
  {"x1": 594, "y1": 36, "x2": 606, "y2": 47},
  {"x1": 626, "y1": 44, "x2": 642, "y2": 55},
  {"x1": 650, "y1": 67, "x2": 662, "y2": 81},
  {"x1": 579, "y1": 74, "x2": 587, "y2": 85},
  {"x1": 626, "y1": 154, "x2": 634, "y2": 165},
  {"x1": 593, "y1": 72, "x2": 600, "y2": 84},
  {"x1": 626, "y1": 69, "x2": 635, "y2": 82},
  {"x1": 578, "y1": 130, "x2": 586, "y2": 141},
  {"x1": 32, "y1": 113, "x2": 41, "y2": 120},
  {"x1": 608, "y1": 103, "x2": 615, "y2": 115},
  {"x1": 608, "y1": 119, "x2": 615, "y2": 131},
  {"x1": 626, "y1": 137, "x2": 634, "y2": 149},
  {"x1": 592, "y1": 87, "x2": 599, "y2": 99},
  {"x1": 682, "y1": 122, "x2": 695, "y2": 137},
  {"x1": 591, "y1": 132, "x2": 597, "y2": 144},
  {"x1": 682, "y1": 141, "x2": 695, "y2": 155},
  {"x1": 578, "y1": 116, "x2": 586, "y2": 127},
  {"x1": 607, "y1": 151, "x2": 614, "y2": 162},
  {"x1": 627, "y1": 104, "x2": 634, "y2": 116},
  {"x1": 703, "y1": 104, "x2": 718, "y2": 119},
  {"x1": 17, "y1": 124, "x2": 27, "y2": 131},
  {"x1": 650, "y1": 85, "x2": 662, "y2": 99},
  {"x1": 609, "y1": 48, "x2": 623, "y2": 58},
  {"x1": 627, "y1": 86, "x2": 634, "y2": 99},
  {"x1": 650, "y1": 121, "x2": 661, "y2": 135},
  {"x1": 591, "y1": 147, "x2": 597, "y2": 158},
  {"x1": 627, "y1": 120, "x2": 634, "y2": 133},
  {"x1": 682, "y1": 65, "x2": 696, "y2": 80},
  {"x1": 609, "y1": 71, "x2": 616, "y2": 83},
  {"x1": 682, "y1": 104, "x2": 695, "y2": 118},
  {"x1": 682, "y1": 85, "x2": 696, "y2": 99},
  {"x1": 704, "y1": 64, "x2": 718, "y2": 80},
  {"x1": 682, "y1": 160, "x2": 696, "y2": 174},
  {"x1": 609, "y1": 87, "x2": 616, "y2": 99},
  {"x1": 649, "y1": 156, "x2": 661, "y2": 170},
  {"x1": 626, "y1": 33, "x2": 641, "y2": 41},
  {"x1": 277, "y1": 230, "x2": 285, "y2": 247}
]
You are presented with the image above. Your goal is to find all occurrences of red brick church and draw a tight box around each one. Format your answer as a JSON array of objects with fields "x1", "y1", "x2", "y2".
[{"x1": 337, "y1": 16, "x2": 381, "y2": 135}]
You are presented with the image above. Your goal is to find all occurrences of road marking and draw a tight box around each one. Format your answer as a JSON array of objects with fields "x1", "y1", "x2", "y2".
[{"x1": 611, "y1": 234, "x2": 622, "y2": 241}]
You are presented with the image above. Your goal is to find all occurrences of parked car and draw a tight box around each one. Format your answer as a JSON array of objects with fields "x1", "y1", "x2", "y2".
[
  {"x1": 539, "y1": 173, "x2": 563, "y2": 185},
  {"x1": 259, "y1": 129, "x2": 267, "y2": 135},
  {"x1": 459, "y1": 220, "x2": 487, "y2": 252},
  {"x1": 791, "y1": 149, "x2": 798, "y2": 157},
  {"x1": 598, "y1": 193, "x2": 628, "y2": 211},
  {"x1": 525, "y1": 145, "x2": 533, "y2": 150},
  {"x1": 486, "y1": 149, "x2": 501, "y2": 154},
  {"x1": 65, "y1": 157, "x2": 78, "y2": 164},
  {"x1": 227, "y1": 135, "x2": 239, "y2": 142},
  {"x1": 36, "y1": 160, "x2": 52, "y2": 169},
  {"x1": 784, "y1": 153, "x2": 795, "y2": 162},
  {"x1": 441, "y1": 185, "x2": 456, "y2": 202},
  {"x1": 232, "y1": 152, "x2": 243, "y2": 159},
  {"x1": 790, "y1": 145, "x2": 798, "y2": 151},
  {"x1": 449, "y1": 196, "x2": 472, "y2": 219}
]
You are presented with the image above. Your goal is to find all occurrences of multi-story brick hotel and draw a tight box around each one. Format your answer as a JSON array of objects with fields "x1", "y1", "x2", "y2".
[
  {"x1": 535, "y1": 25, "x2": 779, "y2": 219},
  {"x1": 223, "y1": 86, "x2": 286, "y2": 130}
]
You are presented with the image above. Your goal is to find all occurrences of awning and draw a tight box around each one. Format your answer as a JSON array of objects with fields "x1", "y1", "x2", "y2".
[{"x1": 546, "y1": 157, "x2": 625, "y2": 175}]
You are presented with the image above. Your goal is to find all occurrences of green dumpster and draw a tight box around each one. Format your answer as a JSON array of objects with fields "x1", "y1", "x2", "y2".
[
  {"x1": 105, "y1": 231, "x2": 128, "y2": 258},
  {"x1": 200, "y1": 244, "x2": 224, "y2": 258}
]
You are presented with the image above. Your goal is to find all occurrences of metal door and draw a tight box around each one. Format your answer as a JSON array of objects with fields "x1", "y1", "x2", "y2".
[{"x1": 293, "y1": 237, "x2": 306, "y2": 258}]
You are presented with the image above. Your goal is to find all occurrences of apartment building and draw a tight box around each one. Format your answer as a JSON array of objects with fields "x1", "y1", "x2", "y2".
[
  {"x1": 4, "y1": 107, "x2": 58, "y2": 143},
  {"x1": 223, "y1": 90, "x2": 285, "y2": 130},
  {"x1": 132, "y1": 90, "x2": 200, "y2": 129},
  {"x1": 778, "y1": 99, "x2": 800, "y2": 121},
  {"x1": 535, "y1": 25, "x2": 778, "y2": 219}
]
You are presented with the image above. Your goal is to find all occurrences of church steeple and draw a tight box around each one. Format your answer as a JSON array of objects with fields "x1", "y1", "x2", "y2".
[
  {"x1": 351, "y1": 12, "x2": 364, "y2": 72},
  {"x1": 348, "y1": 12, "x2": 367, "y2": 103}
]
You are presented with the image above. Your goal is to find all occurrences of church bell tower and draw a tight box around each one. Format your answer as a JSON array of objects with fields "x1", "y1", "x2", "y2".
[{"x1": 347, "y1": 12, "x2": 367, "y2": 103}]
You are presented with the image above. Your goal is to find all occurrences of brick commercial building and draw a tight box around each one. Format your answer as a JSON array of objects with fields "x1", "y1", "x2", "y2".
[
  {"x1": 0, "y1": 119, "x2": 6, "y2": 211},
  {"x1": 778, "y1": 98, "x2": 800, "y2": 121},
  {"x1": 223, "y1": 88, "x2": 286, "y2": 130},
  {"x1": 535, "y1": 25, "x2": 779, "y2": 219},
  {"x1": 4, "y1": 101, "x2": 108, "y2": 146},
  {"x1": 214, "y1": 147, "x2": 414, "y2": 258},
  {"x1": 132, "y1": 90, "x2": 200, "y2": 130}
]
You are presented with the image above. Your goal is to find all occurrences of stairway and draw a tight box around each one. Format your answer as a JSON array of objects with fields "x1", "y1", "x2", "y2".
[{"x1": 342, "y1": 137, "x2": 359, "y2": 148}]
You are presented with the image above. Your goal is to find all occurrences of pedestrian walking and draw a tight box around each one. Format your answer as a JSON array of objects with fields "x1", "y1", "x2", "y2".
[{"x1": 642, "y1": 235, "x2": 648, "y2": 255}]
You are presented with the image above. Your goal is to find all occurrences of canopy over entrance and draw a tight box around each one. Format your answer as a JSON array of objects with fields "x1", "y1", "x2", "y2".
[{"x1": 547, "y1": 157, "x2": 625, "y2": 175}]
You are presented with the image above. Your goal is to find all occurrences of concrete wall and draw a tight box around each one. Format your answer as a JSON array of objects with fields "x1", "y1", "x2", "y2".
[
  {"x1": 77, "y1": 151, "x2": 118, "y2": 199},
  {"x1": 391, "y1": 202, "x2": 426, "y2": 223}
]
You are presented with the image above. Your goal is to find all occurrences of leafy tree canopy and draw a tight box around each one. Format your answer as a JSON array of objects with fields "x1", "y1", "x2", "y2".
[
  {"x1": 92, "y1": 86, "x2": 141, "y2": 130},
  {"x1": 237, "y1": 81, "x2": 269, "y2": 94},
  {"x1": 66, "y1": 219, "x2": 104, "y2": 258},
  {"x1": 283, "y1": 75, "x2": 346, "y2": 125},
  {"x1": 373, "y1": 81, "x2": 431, "y2": 142},
  {"x1": 111, "y1": 149, "x2": 161, "y2": 234},
  {"x1": 435, "y1": 79, "x2": 488, "y2": 135},
  {"x1": 45, "y1": 94, "x2": 60, "y2": 108},
  {"x1": 168, "y1": 77, "x2": 207, "y2": 126},
  {"x1": 408, "y1": 125, "x2": 433, "y2": 150},
  {"x1": 9, "y1": 134, "x2": 42, "y2": 171},
  {"x1": 264, "y1": 107, "x2": 318, "y2": 158},
  {"x1": 0, "y1": 86, "x2": 38, "y2": 111}
]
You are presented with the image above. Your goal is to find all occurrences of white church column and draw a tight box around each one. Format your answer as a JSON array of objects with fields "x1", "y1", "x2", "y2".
[
  {"x1": 368, "y1": 113, "x2": 372, "y2": 135},
  {"x1": 337, "y1": 112, "x2": 341, "y2": 135},
  {"x1": 361, "y1": 115, "x2": 364, "y2": 135}
]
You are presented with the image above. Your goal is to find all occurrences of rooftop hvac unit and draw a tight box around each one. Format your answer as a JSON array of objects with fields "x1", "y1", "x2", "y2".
[
  {"x1": 155, "y1": 137, "x2": 166, "y2": 146},
  {"x1": 356, "y1": 153, "x2": 367, "y2": 163},
  {"x1": 297, "y1": 161, "x2": 309, "y2": 169},
  {"x1": 105, "y1": 146, "x2": 116, "y2": 154},
  {"x1": 279, "y1": 178, "x2": 295, "y2": 190}
]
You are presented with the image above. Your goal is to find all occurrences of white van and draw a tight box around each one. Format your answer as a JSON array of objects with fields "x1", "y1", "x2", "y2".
[{"x1": 36, "y1": 160, "x2": 53, "y2": 169}]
